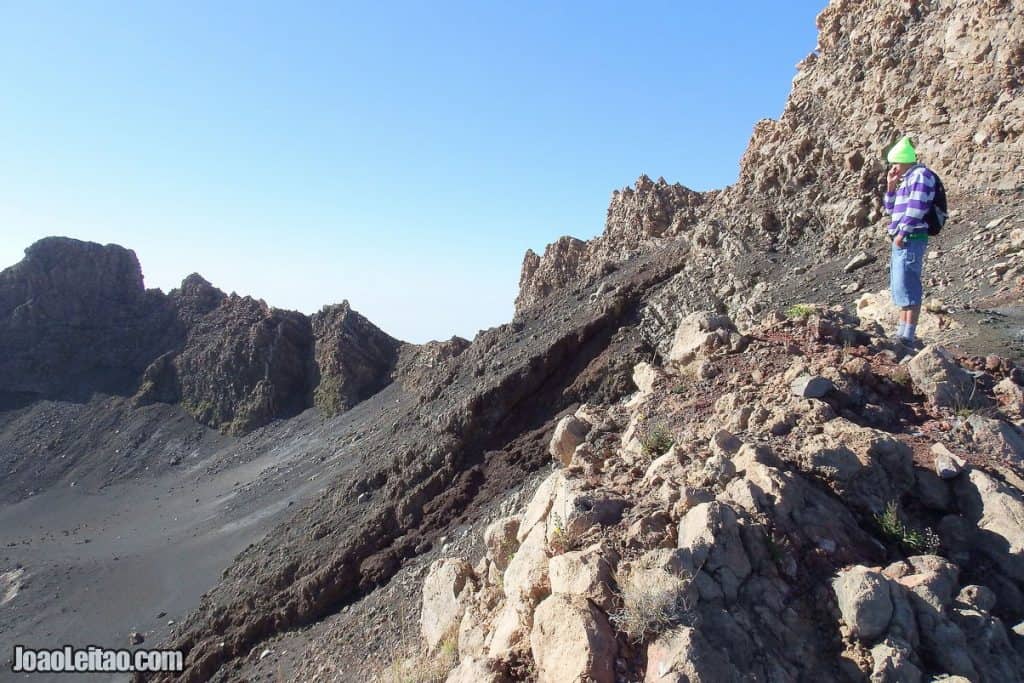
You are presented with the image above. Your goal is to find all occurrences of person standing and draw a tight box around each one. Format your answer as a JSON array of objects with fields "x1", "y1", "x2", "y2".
[{"x1": 883, "y1": 136, "x2": 936, "y2": 346}]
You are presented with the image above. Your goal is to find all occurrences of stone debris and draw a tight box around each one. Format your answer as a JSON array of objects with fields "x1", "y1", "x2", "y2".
[{"x1": 844, "y1": 251, "x2": 876, "y2": 273}]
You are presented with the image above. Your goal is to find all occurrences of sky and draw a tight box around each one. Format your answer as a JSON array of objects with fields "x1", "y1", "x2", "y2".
[{"x1": 1, "y1": 1, "x2": 825, "y2": 343}]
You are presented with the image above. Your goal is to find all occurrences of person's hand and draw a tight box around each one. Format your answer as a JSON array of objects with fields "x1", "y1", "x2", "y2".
[
  {"x1": 893, "y1": 233, "x2": 905, "y2": 248},
  {"x1": 886, "y1": 166, "x2": 901, "y2": 193}
]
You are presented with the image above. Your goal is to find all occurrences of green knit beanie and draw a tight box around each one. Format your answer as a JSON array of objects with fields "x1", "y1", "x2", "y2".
[{"x1": 886, "y1": 136, "x2": 917, "y2": 164}]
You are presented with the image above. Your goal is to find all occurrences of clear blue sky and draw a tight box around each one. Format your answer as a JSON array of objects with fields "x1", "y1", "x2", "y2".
[{"x1": 1, "y1": 1, "x2": 824, "y2": 343}]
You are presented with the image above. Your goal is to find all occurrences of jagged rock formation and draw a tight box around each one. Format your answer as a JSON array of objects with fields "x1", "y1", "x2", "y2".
[
  {"x1": 516, "y1": 0, "x2": 1024, "y2": 315},
  {"x1": 394, "y1": 336, "x2": 471, "y2": 393},
  {"x1": 312, "y1": 302, "x2": 400, "y2": 416},
  {"x1": 0, "y1": 237, "x2": 177, "y2": 405},
  {"x1": 0, "y1": 238, "x2": 400, "y2": 433},
  {"x1": 137, "y1": 289, "x2": 316, "y2": 436},
  {"x1": 516, "y1": 178, "x2": 715, "y2": 312}
]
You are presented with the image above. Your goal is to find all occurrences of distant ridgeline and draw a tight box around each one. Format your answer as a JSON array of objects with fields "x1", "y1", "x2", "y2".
[{"x1": 0, "y1": 236, "x2": 406, "y2": 434}]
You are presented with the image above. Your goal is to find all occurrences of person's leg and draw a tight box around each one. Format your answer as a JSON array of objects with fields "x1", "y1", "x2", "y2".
[
  {"x1": 890, "y1": 242, "x2": 908, "y2": 337},
  {"x1": 902, "y1": 305, "x2": 920, "y2": 341},
  {"x1": 902, "y1": 241, "x2": 926, "y2": 341}
]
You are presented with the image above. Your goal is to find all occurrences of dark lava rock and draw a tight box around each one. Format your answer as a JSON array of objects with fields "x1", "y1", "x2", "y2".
[
  {"x1": 2, "y1": 238, "x2": 403, "y2": 434},
  {"x1": 0, "y1": 237, "x2": 178, "y2": 404},
  {"x1": 312, "y1": 302, "x2": 401, "y2": 417}
]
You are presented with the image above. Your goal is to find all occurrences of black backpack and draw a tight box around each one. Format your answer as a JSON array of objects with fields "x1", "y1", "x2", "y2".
[{"x1": 926, "y1": 173, "x2": 948, "y2": 236}]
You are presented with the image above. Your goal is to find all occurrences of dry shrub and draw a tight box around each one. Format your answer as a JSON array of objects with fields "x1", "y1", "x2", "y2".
[
  {"x1": 609, "y1": 567, "x2": 693, "y2": 644},
  {"x1": 372, "y1": 637, "x2": 457, "y2": 683}
]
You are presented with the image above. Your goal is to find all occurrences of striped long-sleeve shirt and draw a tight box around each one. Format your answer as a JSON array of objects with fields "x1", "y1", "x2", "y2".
[{"x1": 884, "y1": 163, "x2": 937, "y2": 240}]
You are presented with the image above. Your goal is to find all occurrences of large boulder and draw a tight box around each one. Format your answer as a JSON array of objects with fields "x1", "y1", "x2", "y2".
[
  {"x1": 907, "y1": 345, "x2": 979, "y2": 409},
  {"x1": 517, "y1": 472, "x2": 560, "y2": 543},
  {"x1": 444, "y1": 656, "x2": 506, "y2": 683},
  {"x1": 793, "y1": 418, "x2": 914, "y2": 514},
  {"x1": 668, "y1": 311, "x2": 736, "y2": 365},
  {"x1": 484, "y1": 516, "x2": 521, "y2": 571},
  {"x1": 503, "y1": 524, "x2": 551, "y2": 605},
  {"x1": 965, "y1": 414, "x2": 1024, "y2": 461},
  {"x1": 548, "y1": 543, "x2": 618, "y2": 611},
  {"x1": 833, "y1": 566, "x2": 894, "y2": 641},
  {"x1": 546, "y1": 477, "x2": 627, "y2": 549},
  {"x1": 486, "y1": 599, "x2": 533, "y2": 661},
  {"x1": 855, "y1": 290, "x2": 954, "y2": 338},
  {"x1": 421, "y1": 558, "x2": 475, "y2": 650},
  {"x1": 678, "y1": 502, "x2": 751, "y2": 603},
  {"x1": 645, "y1": 626, "x2": 742, "y2": 683},
  {"x1": 994, "y1": 377, "x2": 1024, "y2": 417},
  {"x1": 869, "y1": 638, "x2": 922, "y2": 683},
  {"x1": 954, "y1": 468, "x2": 1024, "y2": 581},
  {"x1": 530, "y1": 593, "x2": 616, "y2": 683},
  {"x1": 548, "y1": 415, "x2": 591, "y2": 466}
]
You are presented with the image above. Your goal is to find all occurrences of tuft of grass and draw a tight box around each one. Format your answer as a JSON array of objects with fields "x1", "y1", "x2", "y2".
[
  {"x1": 875, "y1": 501, "x2": 940, "y2": 555},
  {"x1": 640, "y1": 424, "x2": 675, "y2": 458},
  {"x1": 376, "y1": 637, "x2": 457, "y2": 683},
  {"x1": 609, "y1": 568, "x2": 693, "y2": 644},
  {"x1": 890, "y1": 366, "x2": 913, "y2": 388},
  {"x1": 785, "y1": 304, "x2": 815, "y2": 320}
]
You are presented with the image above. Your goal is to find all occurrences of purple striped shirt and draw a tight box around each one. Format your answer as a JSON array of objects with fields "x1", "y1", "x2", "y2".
[{"x1": 884, "y1": 163, "x2": 936, "y2": 239}]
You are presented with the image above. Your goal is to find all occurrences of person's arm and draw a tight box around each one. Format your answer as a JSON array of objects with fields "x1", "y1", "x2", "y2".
[
  {"x1": 895, "y1": 169, "x2": 936, "y2": 239},
  {"x1": 883, "y1": 166, "x2": 900, "y2": 215}
]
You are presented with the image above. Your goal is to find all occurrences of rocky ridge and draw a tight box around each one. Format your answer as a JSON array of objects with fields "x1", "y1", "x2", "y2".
[
  {"x1": 516, "y1": 0, "x2": 1023, "y2": 315},
  {"x1": 0, "y1": 238, "x2": 401, "y2": 437}
]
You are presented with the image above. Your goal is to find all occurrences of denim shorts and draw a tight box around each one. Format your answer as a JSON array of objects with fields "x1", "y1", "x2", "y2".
[{"x1": 890, "y1": 238, "x2": 927, "y2": 307}]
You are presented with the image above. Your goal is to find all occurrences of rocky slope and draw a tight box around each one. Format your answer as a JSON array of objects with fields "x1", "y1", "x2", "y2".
[{"x1": 410, "y1": 306, "x2": 1024, "y2": 682}]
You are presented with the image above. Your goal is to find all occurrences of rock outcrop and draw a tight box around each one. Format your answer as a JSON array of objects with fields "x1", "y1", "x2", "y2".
[
  {"x1": 515, "y1": 0, "x2": 1024, "y2": 314},
  {"x1": 0, "y1": 237, "x2": 177, "y2": 404},
  {"x1": 311, "y1": 301, "x2": 401, "y2": 416},
  {"x1": 137, "y1": 289, "x2": 316, "y2": 435},
  {"x1": 1, "y1": 238, "x2": 403, "y2": 433},
  {"x1": 414, "y1": 308, "x2": 1024, "y2": 682}
]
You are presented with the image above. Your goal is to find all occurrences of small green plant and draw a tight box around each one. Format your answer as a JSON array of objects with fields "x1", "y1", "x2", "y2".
[
  {"x1": 764, "y1": 530, "x2": 789, "y2": 564},
  {"x1": 609, "y1": 568, "x2": 693, "y2": 644},
  {"x1": 640, "y1": 424, "x2": 674, "y2": 458},
  {"x1": 547, "y1": 510, "x2": 585, "y2": 554},
  {"x1": 785, "y1": 304, "x2": 815, "y2": 320},
  {"x1": 875, "y1": 501, "x2": 940, "y2": 554}
]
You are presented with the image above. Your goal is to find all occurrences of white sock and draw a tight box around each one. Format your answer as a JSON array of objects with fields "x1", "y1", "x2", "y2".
[
  {"x1": 898, "y1": 321, "x2": 908, "y2": 337},
  {"x1": 905, "y1": 323, "x2": 917, "y2": 341}
]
